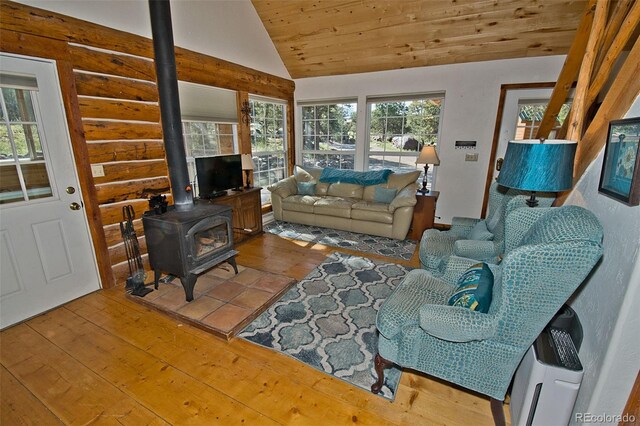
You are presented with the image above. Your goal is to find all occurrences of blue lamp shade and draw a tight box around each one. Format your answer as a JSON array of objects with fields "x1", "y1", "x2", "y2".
[{"x1": 497, "y1": 139, "x2": 577, "y2": 192}]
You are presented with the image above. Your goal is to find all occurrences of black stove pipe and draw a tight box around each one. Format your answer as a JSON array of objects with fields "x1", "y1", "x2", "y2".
[{"x1": 149, "y1": 0, "x2": 193, "y2": 211}]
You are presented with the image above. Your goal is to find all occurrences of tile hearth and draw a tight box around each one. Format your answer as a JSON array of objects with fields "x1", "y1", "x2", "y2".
[{"x1": 129, "y1": 263, "x2": 296, "y2": 339}]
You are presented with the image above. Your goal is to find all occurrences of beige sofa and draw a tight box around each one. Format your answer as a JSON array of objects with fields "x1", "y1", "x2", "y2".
[{"x1": 268, "y1": 166, "x2": 420, "y2": 240}]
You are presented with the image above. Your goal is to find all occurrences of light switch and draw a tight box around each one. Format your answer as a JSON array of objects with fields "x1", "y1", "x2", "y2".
[
  {"x1": 465, "y1": 153, "x2": 479, "y2": 162},
  {"x1": 91, "y1": 164, "x2": 105, "y2": 177}
]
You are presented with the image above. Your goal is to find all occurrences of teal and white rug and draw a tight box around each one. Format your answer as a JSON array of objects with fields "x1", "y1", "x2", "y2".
[
  {"x1": 239, "y1": 252, "x2": 410, "y2": 400},
  {"x1": 264, "y1": 220, "x2": 417, "y2": 261}
]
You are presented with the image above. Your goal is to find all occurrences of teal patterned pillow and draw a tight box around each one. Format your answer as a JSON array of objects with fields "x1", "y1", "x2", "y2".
[
  {"x1": 297, "y1": 181, "x2": 316, "y2": 195},
  {"x1": 374, "y1": 186, "x2": 397, "y2": 203},
  {"x1": 448, "y1": 262, "x2": 493, "y2": 313}
]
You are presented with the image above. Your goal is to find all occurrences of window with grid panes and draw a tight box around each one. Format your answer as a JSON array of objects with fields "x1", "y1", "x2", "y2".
[
  {"x1": 301, "y1": 101, "x2": 357, "y2": 170},
  {"x1": 514, "y1": 101, "x2": 572, "y2": 140},
  {"x1": 0, "y1": 82, "x2": 53, "y2": 204},
  {"x1": 182, "y1": 120, "x2": 238, "y2": 198},
  {"x1": 367, "y1": 94, "x2": 444, "y2": 190},
  {"x1": 250, "y1": 97, "x2": 287, "y2": 204}
]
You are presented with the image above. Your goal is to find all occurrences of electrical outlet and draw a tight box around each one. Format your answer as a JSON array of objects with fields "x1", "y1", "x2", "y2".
[
  {"x1": 465, "y1": 153, "x2": 479, "y2": 162},
  {"x1": 91, "y1": 164, "x2": 105, "y2": 177}
]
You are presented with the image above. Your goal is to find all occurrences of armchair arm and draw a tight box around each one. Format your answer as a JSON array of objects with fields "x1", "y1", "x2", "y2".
[
  {"x1": 420, "y1": 305, "x2": 497, "y2": 342},
  {"x1": 388, "y1": 185, "x2": 417, "y2": 212},
  {"x1": 268, "y1": 175, "x2": 297, "y2": 199},
  {"x1": 453, "y1": 240, "x2": 499, "y2": 261}
]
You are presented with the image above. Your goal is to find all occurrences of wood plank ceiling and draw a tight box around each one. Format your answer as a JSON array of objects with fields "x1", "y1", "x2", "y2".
[{"x1": 252, "y1": 0, "x2": 588, "y2": 78}]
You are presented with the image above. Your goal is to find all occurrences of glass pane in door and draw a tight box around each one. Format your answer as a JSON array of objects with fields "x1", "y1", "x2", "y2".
[{"x1": 0, "y1": 85, "x2": 52, "y2": 204}]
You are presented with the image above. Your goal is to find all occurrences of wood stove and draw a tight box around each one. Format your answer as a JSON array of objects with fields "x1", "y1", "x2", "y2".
[{"x1": 143, "y1": 201, "x2": 238, "y2": 301}]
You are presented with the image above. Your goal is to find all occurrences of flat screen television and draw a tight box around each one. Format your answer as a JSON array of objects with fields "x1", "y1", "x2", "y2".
[{"x1": 195, "y1": 154, "x2": 243, "y2": 198}]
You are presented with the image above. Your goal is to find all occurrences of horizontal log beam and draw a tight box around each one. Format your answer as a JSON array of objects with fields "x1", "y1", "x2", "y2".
[
  {"x1": 83, "y1": 120, "x2": 163, "y2": 141},
  {"x1": 75, "y1": 72, "x2": 159, "y2": 102},
  {"x1": 103, "y1": 219, "x2": 144, "y2": 247},
  {"x1": 95, "y1": 177, "x2": 171, "y2": 204},
  {"x1": 87, "y1": 141, "x2": 166, "y2": 163},
  {"x1": 108, "y1": 236, "x2": 147, "y2": 266},
  {"x1": 70, "y1": 45, "x2": 156, "y2": 82},
  {"x1": 92, "y1": 160, "x2": 168, "y2": 185},
  {"x1": 78, "y1": 98, "x2": 160, "y2": 123}
]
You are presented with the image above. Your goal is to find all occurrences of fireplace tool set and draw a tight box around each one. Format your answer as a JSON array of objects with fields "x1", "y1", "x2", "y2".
[{"x1": 120, "y1": 205, "x2": 153, "y2": 297}]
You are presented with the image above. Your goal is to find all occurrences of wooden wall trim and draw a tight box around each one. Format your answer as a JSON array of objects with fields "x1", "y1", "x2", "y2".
[
  {"x1": 482, "y1": 82, "x2": 557, "y2": 217},
  {"x1": 56, "y1": 60, "x2": 115, "y2": 288}
]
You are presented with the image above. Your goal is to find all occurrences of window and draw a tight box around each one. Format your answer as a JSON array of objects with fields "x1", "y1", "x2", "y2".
[
  {"x1": 300, "y1": 101, "x2": 357, "y2": 170},
  {"x1": 250, "y1": 97, "x2": 287, "y2": 204},
  {"x1": 367, "y1": 94, "x2": 444, "y2": 188},
  {"x1": 515, "y1": 100, "x2": 572, "y2": 140},
  {"x1": 0, "y1": 81, "x2": 52, "y2": 205},
  {"x1": 182, "y1": 120, "x2": 238, "y2": 197}
]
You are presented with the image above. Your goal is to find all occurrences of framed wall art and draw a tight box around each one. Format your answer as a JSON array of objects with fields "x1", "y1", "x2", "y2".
[{"x1": 598, "y1": 117, "x2": 640, "y2": 206}]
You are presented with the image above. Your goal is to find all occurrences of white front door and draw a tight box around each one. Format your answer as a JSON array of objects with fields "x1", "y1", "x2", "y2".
[
  {"x1": 491, "y1": 88, "x2": 573, "y2": 181},
  {"x1": 0, "y1": 54, "x2": 100, "y2": 329}
]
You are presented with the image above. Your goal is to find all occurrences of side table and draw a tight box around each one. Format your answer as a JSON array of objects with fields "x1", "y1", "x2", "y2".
[{"x1": 408, "y1": 190, "x2": 439, "y2": 240}]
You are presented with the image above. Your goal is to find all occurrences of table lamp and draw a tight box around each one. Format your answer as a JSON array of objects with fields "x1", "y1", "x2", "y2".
[
  {"x1": 416, "y1": 144, "x2": 440, "y2": 193},
  {"x1": 497, "y1": 138, "x2": 576, "y2": 207},
  {"x1": 241, "y1": 154, "x2": 256, "y2": 189}
]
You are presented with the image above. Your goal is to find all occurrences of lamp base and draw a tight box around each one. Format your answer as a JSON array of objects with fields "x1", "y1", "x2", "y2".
[
  {"x1": 526, "y1": 192, "x2": 539, "y2": 207},
  {"x1": 420, "y1": 164, "x2": 430, "y2": 193},
  {"x1": 244, "y1": 169, "x2": 252, "y2": 189}
]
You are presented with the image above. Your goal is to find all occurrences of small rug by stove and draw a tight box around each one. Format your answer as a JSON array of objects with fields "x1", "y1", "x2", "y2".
[
  {"x1": 264, "y1": 220, "x2": 417, "y2": 261},
  {"x1": 238, "y1": 252, "x2": 411, "y2": 400}
]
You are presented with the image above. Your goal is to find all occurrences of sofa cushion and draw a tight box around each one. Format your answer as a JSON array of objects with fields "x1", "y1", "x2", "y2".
[
  {"x1": 351, "y1": 202, "x2": 394, "y2": 224},
  {"x1": 319, "y1": 168, "x2": 393, "y2": 186},
  {"x1": 297, "y1": 181, "x2": 316, "y2": 196},
  {"x1": 385, "y1": 170, "x2": 420, "y2": 190},
  {"x1": 374, "y1": 186, "x2": 397, "y2": 203},
  {"x1": 327, "y1": 182, "x2": 364, "y2": 199},
  {"x1": 313, "y1": 197, "x2": 355, "y2": 218},
  {"x1": 282, "y1": 195, "x2": 320, "y2": 214},
  {"x1": 447, "y1": 262, "x2": 494, "y2": 313}
]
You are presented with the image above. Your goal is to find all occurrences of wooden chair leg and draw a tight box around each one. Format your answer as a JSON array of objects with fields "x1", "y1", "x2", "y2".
[
  {"x1": 371, "y1": 353, "x2": 393, "y2": 394},
  {"x1": 490, "y1": 398, "x2": 506, "y2": 426}
]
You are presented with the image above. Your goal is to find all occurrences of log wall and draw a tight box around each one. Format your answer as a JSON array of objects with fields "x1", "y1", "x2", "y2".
[{"x1": 0, "y1": 0, "x2": 295, "y2": 287}]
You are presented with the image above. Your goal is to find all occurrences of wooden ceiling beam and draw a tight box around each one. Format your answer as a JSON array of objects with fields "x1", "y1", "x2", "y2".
[
  {"x1": 586, "y1": 0, "x2": 640, "y2": 108},
  {"x1": 556, "y1": 34, "x2": 640, "y2": 206},
  {"x1": 535, "y1": 0, "x2": 596, "y2": 139},
  {"x1": 593, "y1": 0, "x2": 634, "y2": 72},
  {"x1": 565, "y1": 0, "x2": 608, "y2": 142}
]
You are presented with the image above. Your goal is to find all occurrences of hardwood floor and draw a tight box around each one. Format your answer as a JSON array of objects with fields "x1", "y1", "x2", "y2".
[{"x1": 1, "y1": 233, "x2": 507, "y2": 425}]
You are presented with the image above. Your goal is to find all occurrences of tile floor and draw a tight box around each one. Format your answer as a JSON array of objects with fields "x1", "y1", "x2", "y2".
[{"x1": 130, "y1": 263, "x2": 296, "y2": 339}]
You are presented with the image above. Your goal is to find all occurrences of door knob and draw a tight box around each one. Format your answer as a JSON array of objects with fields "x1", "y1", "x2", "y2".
[
  {"x1": 70, "y1": 202, "x2": 81, "y2": 210},
  {"x1": 66, "y1": 186, "x2": 76, "y2": 194},
  {"x1": 496, "y1": 157, "x2": 504, "y2": 171}
]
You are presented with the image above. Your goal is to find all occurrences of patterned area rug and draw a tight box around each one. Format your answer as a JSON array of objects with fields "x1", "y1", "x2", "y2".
[
  {"x1": 239, "y1": 252, "x2": 410, "y2": 400},
  {"x1": 264, "y1": 220, "x2": 417, "y2": 261}
]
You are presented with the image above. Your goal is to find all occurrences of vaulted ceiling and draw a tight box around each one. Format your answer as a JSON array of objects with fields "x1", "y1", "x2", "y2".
[{"x1": 251, "y1": 0, "x2": 588, "y2": 79}]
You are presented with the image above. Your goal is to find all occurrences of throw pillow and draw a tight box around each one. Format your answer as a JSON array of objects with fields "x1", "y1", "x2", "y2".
[
  {"x1": 294, "y1": 165, "x2": 314, "y2": 183},
  {"x1": 297, "y1": 181, "x2": 316, "y2": 196},
  {"x1": 448, "y1": 262, "x2": 493, "y2": 313},
  {"x1": 385, "y1": 170, "x2": 421, "y2": 190},
  {"x1": 469, "y1": 220, "x2": 494, "y2": 241},
  {"x1": 374, "y1": 186, "x2": 397, "y2": 203}
]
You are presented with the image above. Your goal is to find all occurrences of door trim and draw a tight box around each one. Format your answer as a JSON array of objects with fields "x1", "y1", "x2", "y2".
[{"x1": 481, "y1": 82, "x2": 557, "y2": 217}]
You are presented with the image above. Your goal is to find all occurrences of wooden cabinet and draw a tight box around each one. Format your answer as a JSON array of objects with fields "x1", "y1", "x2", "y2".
[
  {"x1": 408, "y1": 190, "x2": 439, "y2": 241},
  {"x1": 210, "y1": 187, "x2": 263, "y2": 244}
]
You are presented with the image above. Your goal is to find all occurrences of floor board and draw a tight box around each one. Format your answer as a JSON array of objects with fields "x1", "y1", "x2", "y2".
[{"x1": 0, "y1": 233, "x2": 508, "y2": 425}]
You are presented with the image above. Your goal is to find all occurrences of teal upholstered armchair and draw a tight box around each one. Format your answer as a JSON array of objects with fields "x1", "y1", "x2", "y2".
[
  {"x1": 418, "y1": 182, "x2": 553, "y2": 275},
  {"x1": 373, "y1": 206, "x2": 603, "y2": 422}
]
